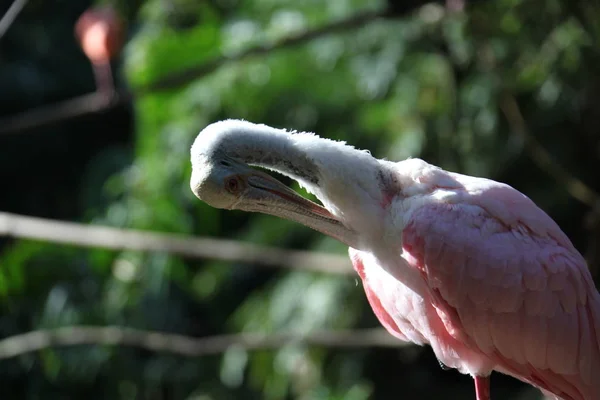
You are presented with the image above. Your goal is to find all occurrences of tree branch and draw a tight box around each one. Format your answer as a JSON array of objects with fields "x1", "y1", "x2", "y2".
[
  {"x1": 0, "y1": 212, "x2": 352, "y2": 275},
  {"x1": 0, "y1": 92, "x2": 121, "y2": 135},
  {"x1": 499, "y1": 93, "x2": 600, "y2": 209},
  {"x1": 0, "y1": 326, "x2": 407, "y2": 360},
  {"x1": 0, "y1": 0, "x2": 497, "y2": 134},
  {"x1": 0, "y1": 0, "x2": 28, "y2": 39},
  {"x1": 0, "y1": 8, "x2": 388, "y2": 135},
  {"x1": 140, "y1": 8, "x2": 389, "y2": 95}
]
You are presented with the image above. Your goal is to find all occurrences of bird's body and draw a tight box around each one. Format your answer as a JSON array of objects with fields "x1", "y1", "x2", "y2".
[
  {"x1": 190, "y1": 120, "x2": 600, "y2": 400},
  {"x1": 350, "y1": 159, "x2": 600, "y2": 400},
  {"x1": 75, "y1": 6, "x2": 124, "y2": 96}
]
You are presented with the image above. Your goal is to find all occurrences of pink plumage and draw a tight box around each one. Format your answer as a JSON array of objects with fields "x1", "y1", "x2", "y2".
[
  {"x1": 351, "y1": 163, "x2": 600, "y2": 400},
  {"x1": 191, "y1": 120, "x2": 600, "y2": 400}
]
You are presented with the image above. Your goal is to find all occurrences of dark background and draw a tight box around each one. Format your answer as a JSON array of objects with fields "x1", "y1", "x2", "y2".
[{"x1": 0, "y1": 0, "x2": 598, "y2": 398}]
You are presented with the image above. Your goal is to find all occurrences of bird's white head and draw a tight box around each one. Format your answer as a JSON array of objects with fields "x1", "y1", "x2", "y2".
[{"x1": 190, "y1": 120, "x2": 390, "y2": 249}]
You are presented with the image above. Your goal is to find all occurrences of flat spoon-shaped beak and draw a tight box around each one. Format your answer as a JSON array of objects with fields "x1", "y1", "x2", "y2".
[
  {"x1": 191, "y1": 160, "x2": 359, "y2": 248},
  {"x1": 245, "y1": 172, "x2": 336, "y2": 221}
]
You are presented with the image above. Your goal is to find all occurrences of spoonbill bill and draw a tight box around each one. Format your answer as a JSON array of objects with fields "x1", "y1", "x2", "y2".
[{"x1": 190, "y1": 119, "x2": 600, "y2": 400}]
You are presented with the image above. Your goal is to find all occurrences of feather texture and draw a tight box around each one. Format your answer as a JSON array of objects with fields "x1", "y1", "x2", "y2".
[
  {"x1": 352, "y1": 159, "x2": 600, "y2": 400},
  {"x1": 190, "y1": 120, "x2": 600, "y2": 400}
]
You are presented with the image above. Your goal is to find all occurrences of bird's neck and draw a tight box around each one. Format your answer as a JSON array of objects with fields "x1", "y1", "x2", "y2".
[
  {"x1": 230, "y1": 125, "x2": 389, "y2": 242},
  {"x1": 228, "y1": 124, "x2": 384, "y2": 205},
  {"x1": 227, "y1": 125, "x2": 323, "y2": 191}
]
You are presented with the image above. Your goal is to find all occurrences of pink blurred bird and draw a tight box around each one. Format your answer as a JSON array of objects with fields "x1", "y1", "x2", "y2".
[
  {"x1": 190, "y1": 120, "x2": 600, "y2": 400},
  {"x1": 75, "y1": 5, "x2": 124, "y2": 97}
]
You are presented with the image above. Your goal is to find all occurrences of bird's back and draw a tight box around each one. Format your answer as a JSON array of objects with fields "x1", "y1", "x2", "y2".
[{"x1": 353, "y1": 161, "x2": 600, "y2": 400}]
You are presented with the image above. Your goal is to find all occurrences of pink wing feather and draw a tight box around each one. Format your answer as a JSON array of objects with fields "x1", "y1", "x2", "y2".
[{"x1": 400, "y1": 175, "x2": 600, "y2": 400}]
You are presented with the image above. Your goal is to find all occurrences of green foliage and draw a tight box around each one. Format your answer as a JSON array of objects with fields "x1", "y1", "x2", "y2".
[{"x1": 1, "y1": 0, "x2": 600, "y2": 398}]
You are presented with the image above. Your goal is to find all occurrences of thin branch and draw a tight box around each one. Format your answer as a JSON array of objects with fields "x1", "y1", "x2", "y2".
[
  {"x1": 499, "y1": 93, "x2": 600, "y2": 209},
  {"x1": 0, "y1": 92, "x2": 120, "y2": 134},
  {"x1": 140, "y1": 9, "x2": 389, "y2": 95},
  {"x1": 0, "y1": 0, "x2": 28, "y2": 39},
  {"x1": 0, "y1": 8, "x2": 388, "y2": 135},
  {"x1": 0, "y1": 0, "x2": 497, "y2": 134},
  {"x1": 0, "y1": 326, "x2": 407, "y2": 360},
  {"x1": 0, "y1": 212, "x2": 352, "y2": 275}
]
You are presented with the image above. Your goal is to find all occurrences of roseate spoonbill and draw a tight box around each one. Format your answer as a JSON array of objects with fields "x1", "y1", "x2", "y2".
[
  {"x1": 75, "y1": 6, "x2": 124, "y2": 96},
  {"x1": 189, "y1": 119, "x2": 600, "y2": 400}
]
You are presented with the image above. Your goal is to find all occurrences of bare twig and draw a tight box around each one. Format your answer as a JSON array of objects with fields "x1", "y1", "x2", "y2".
[
  {"x1": 0, "y1": 212, "x2": 352, "y2": 275},
  {"x1": 500, "y1": 94, "x2": 600, "y2": 209},
  {"x1": 0, "y1": 326, "x2": 406, "y2": 360},
  {"x1": 0, "y1": 9, "x2": 388, "y2": 135},
  {"x1": 0, "y1": 0, "x2": 28, "y2": 39},
  {"x1": 0, "y1": 0, "x2": 498, "y2": 134},
  {"x1": 139, "y1": 9, "x2": 388, "y2": 95},
  {"x1": 0, "y1": 92, "x2": 120, "y2": 134}
]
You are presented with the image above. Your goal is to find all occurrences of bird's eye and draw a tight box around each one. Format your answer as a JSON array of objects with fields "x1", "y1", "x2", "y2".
[
  {"x1": 220, "y1": 160, "x2": 231, "y2": 167},
  {"x1": 225, "y1": 176, "x2": 242, "y2": 194}
]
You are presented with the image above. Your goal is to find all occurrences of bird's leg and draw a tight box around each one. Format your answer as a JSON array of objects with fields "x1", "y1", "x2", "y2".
[
  {"x1": 474, "y1": 376, "x2": 491, "y2": 400},
  {"x1": 92, "y1": 61, "x2": 115, "y2": 102}
]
